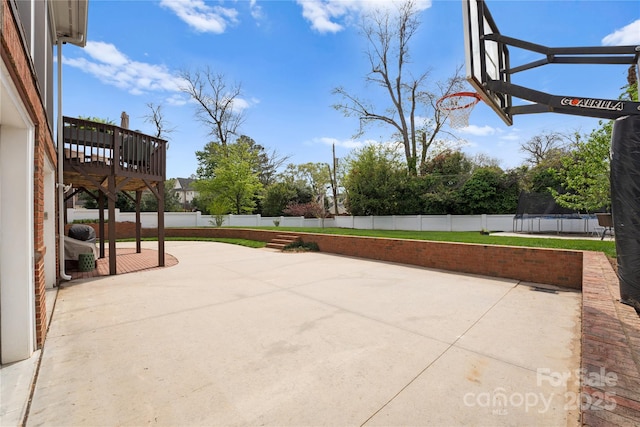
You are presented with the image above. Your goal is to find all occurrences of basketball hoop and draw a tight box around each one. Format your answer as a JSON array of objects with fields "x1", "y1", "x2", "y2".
[{"x1": 436, "y1": 92, "x2": 482, "y2": 129}]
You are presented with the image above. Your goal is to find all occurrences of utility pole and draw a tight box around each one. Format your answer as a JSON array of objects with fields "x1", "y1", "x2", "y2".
[{"x1": 332, "y1": 144, "x2": 339, "y2": 215}]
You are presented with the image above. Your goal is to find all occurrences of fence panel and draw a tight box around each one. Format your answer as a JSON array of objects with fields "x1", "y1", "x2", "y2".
[
  {"x1": 353, "y1": 216, "x2": 374, "y2": 229},
  {"x1": 373, "y1": 216, "x2": 395, "y2": 230},
  {"x1": 66, "y1": 209, "x2": 599, "y2": 234},
  {"x1": 486, "y1": 215, "x2": 515, "y2": 232},
  {"x1": 451, "y1": 215, "x2": 483, "y2": 231},
  {"x1": 164, "y1": 212, "x2": 199, "y2": 227},
  {"x1": 421, "y1": 215, "x2": 451, "y2": 231},
  {"x1": 395, "y1": 215, "x2": 422, "y2": 231},
  {"x1": 228, "y1": 215, "x2": 260, "y2": 227}
]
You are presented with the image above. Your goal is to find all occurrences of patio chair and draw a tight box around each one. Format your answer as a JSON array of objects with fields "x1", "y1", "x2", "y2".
[{"x1": 595, "y1": 213, "x2": 614, "y2": 240}]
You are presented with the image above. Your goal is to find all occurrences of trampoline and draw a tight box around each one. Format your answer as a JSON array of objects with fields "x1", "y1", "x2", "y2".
[{"x1": 513, "y1": 191, "x2": 596, "y2": 234}]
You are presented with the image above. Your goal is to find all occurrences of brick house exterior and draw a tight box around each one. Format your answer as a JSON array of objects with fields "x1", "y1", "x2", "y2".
[{"x1": 0, "y1": 0, "x2": 87, "y2": 364}]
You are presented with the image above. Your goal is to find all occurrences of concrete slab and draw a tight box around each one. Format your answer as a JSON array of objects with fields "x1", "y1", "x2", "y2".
[
  {"x1": 365, "y1": 346, "x2": 580, "y2": 426},
  {"x1": 0, "y1": 350, "x2": 40, "y2": 427},
  {"x1": 26, "y1": 241, "x2": 582, "y2": 426},
  {"x1": 456, "y1": 283, "x2": 581, "y2": 373}
]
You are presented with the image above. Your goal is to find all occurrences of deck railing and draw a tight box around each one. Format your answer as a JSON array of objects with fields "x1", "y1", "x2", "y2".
[{"x1": 62, "y1": 116, "x2": 166, "y2": 180}]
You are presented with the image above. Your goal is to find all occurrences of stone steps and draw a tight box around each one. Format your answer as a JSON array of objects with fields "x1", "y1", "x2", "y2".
[{"x1": 266, "y1": 234, "x2": 300, "y2": 250}]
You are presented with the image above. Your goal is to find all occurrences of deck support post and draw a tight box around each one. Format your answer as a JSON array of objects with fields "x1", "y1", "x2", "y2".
[
  {"x1": 158, "y1": 181, "x2": 165, "y2": 267},
  {"x1": 136, "y1": 190, "x2": 142, "y2": 254},
  {"x1": 98, "y1": 191, "x2": 105, "y2": 258},
  {"x1": 108, "y1": 174, "x2": 116, "y2": 275}
]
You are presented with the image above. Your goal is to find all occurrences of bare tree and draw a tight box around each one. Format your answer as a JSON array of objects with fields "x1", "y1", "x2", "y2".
[
  {"x1": 416, "y1": 69, "x2": 465, "y2": 170},
  {"x1": 260, "y1": 147, "x2": 291, "y2": 186},
  {"x1": 143, "y1": 102, "x2": 175, "y2": 140},
  {"x1": 180, "y1": 67, "x2": 245, "y2": 153},
  {"x1": 520, "y1": 131, "x2": 569, "y2": 166},
  {"x1": 332, "y1": 0, "x2": 462, "y2": 175}
]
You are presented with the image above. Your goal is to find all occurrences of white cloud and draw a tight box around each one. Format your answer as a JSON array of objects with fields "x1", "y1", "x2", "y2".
[
  {"x1": 296, "y1": 0, "x2": 432, "y2": 34},
  {"x1": 457, "y1": 124, "x2": 498, "y2": 136},
  {"x1": 602, "y1": 19, "x2": 640, "y2": 46},
  {"x1": 160, "y1": 0, "x2": 238, "y2": 34},
  {"x1": 64, "y1": 41, "x2": 185, "y2": 96},
  {"x1": 296, "y1": 0, "x2": 346, "y2": 33},
  {"x1": 499, "y1": 132, "x2": 521, "y2": 142},
  {"x1": 84, "y1": 41, "x2": 128, "y2": 66},
  {"x1": 230, "y1": 97, "x2": 251, "y2": 113},
  {"x1": 249, "y1": 0, "x2": 264, "y2": 22},
  {"x1": 166, "y1": 94, "x2": 190, "y2": 106}
]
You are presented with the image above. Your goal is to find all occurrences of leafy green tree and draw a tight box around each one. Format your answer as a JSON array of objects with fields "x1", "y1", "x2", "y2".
[
  {"x1": 195, "y1": 135, "x2": 287, "y2": 186},
  {"x1": 190, "y1": 195, "x2": 211, "y2": 215},
  {"x1": 79, "y1": 190, "x2": 136, "y2": 212},
  {"x1": 551, "y1": 122, "x2": 611, "y2": 213},
  {"x1": 77, "y1": 116, "x2": 116, "y2": 125},
  {"x1": 549, "y1": 74, "x2": 636, "y2": 213},
  {"x1": 195, "y1": 141, "x2": 227, "y2": 179},
  {"x1": 526, "y1": 165, "x2": 562, "y2": 194},
  {"x1": 622, "y1": 65, "x2": 638, "y2": 102},
  {"x1": 261, "y1": 182, "x2": 297, "y2": 217},
  {"x1": 420, "y1": 150, "x2": 472, "y2": 214},
  {"x1": 281, "y1": 163, "x2": 331, "y2": 202},
  {"x1": 457, "y1": 167, "x2": 519, "y2": 214},
  {"x1": 195, "y1": 140, "x2": 264, "y2": 214},
  {"x1": 343, "y1": 144, "x2": 409, "y2": 215}
]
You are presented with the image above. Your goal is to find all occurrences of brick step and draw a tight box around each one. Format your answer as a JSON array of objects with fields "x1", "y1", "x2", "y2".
[
  {"x1": 270, "y1": 238, "x2": 296, "y2": 245},
  {"x1": 266, "y1": 242, "x2": 287, "y2": 250},
  {"x1": 266, "y1": 235, "x2": 300, "y2": 250}
]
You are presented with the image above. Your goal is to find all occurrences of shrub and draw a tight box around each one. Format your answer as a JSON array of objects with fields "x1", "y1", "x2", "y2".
[
  {"x1": 283, "y1": 240, "x2": 319, "y2": 252},
  {"x1": 283, "y1": 201, "x2": 324, "y2": 218}
]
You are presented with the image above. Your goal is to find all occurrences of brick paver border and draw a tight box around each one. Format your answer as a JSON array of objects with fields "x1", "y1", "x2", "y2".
[{"x1": 581, "y1": 252, "x2": 640, "y2": 426}]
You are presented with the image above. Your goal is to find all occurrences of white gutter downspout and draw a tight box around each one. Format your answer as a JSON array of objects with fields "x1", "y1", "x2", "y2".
[{"x1": 57, "y1": 39, "x2": 71, "y2": 282}]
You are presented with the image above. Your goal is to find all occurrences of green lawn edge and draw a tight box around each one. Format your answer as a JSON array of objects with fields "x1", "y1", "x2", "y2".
[
  {"x1": 120, "y1": 227, "x2": 615, "y2": 257},
  {"x1": 118, "y1": 236, "x2": 267, "y2": 249},
  {"x1": 250, "y1": 227, "x2": 616, "y2": 258}
]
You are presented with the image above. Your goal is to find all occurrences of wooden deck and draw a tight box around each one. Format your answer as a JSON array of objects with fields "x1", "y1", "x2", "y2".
[
  {"x1": 62, "y1": 116, "x2": 167, "y2": 275},
  {"x1": 62, "y1": 116, "x2": 166, "y2": 191}
]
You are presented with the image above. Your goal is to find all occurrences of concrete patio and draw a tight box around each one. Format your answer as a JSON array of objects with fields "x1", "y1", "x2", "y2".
[{"x1": 17, "y1": 241, "x2": 583, "y2": 426}]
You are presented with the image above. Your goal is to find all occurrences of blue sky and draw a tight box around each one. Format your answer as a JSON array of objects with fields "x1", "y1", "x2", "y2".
[{"x1": 58, "y1": 0, "x2": 640, "y2": 179}]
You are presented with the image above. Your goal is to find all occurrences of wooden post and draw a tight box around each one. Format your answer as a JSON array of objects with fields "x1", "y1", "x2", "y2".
[
  {"x1": 157, "y1": 180, "x2": 165, "y2": 267},
  {"x1": 108, "y1": 174, "x2": 117, "y2": 275},
  {"x1": 136, "y1": 190, "x2": 142, "y2": 254},
  {"x1": 98, "y1": 191, "x2": 105, "y2": 259}
]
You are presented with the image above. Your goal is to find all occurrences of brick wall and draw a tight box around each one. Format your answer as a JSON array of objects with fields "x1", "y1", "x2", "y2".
[
  {"x1": 293, "y1": 233, "x2": 583, "y2": 289},
  {"x1": 66, "y1": 221, "x2": 139, "y2": 240},
  {"x1": 2, "y1": 0, "x2": 58, "y2": 347},
  {"x1": 86, "y1": 224, "x2": 583, "y2": 288}
]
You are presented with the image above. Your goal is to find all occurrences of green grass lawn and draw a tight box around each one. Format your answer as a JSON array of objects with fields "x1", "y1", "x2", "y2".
[
  {"x1": 252, "y1": 227, "x2": 617, "y2": 258},
  {"x1": 122, "y1": 228, "x2": 615, "y2": 257},
  {"x1": 120, "y1": 236, "x2": 267, "y2": 249}
]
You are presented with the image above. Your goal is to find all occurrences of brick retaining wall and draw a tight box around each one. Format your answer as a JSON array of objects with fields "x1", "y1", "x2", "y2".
[
  {"x1": 166, "y1": 228, "x2": 583, "y2": 288},
  {"x1": 74, "y1": 224, "x2": 582, "y2": 288}
]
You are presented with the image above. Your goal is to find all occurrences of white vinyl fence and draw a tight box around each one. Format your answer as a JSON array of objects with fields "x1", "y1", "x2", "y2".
[{"x1": 67, "y1": 209, "x2": 603, "y2": 234}]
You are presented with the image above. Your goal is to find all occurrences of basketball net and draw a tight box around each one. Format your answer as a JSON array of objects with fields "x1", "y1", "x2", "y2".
[{"x1": 436, "y1": 92, "x2": 482, "y2": 129}]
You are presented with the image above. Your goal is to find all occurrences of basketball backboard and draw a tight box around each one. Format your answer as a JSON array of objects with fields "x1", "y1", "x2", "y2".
[{"x1": 462, "y1": 0, "x2": 512, "y2": 125}]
